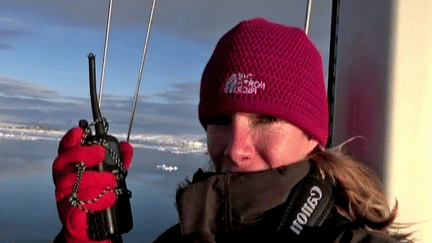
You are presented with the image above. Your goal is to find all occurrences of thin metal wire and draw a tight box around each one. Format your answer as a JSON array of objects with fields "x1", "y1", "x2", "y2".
[
  {"x1": 127, "y1": 0, "x2": 157, "y2": 142},
  {"x1": 304, "y1": 0, "x2": 313, "y2": 35},
  {"x1": 98, "y1": 0, "x2": 114, "y2": 107}
]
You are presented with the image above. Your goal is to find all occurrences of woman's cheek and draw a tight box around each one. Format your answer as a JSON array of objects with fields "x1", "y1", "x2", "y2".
[{"x1": 256, "y1": 128, "x2": 303, "y2": 168}]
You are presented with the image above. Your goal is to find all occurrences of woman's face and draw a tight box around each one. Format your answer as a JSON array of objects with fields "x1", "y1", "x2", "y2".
[{"x1": 206, "y1": 112, "x2": 318, "y2": 173}]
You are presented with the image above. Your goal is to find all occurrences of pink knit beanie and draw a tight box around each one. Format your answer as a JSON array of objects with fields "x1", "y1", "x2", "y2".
[{"x1": 199, "y1": 18, "x2": 329, "y2": 146}]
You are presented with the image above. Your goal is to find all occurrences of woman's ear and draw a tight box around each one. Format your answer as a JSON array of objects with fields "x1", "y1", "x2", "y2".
[{"x1": 305, "y1": 135, "x2": 320, "y2": 155}]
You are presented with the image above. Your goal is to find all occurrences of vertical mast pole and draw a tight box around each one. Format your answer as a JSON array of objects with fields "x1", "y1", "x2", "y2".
[{"x1": 327, "y1": 0, "x2": 341, "y2": 147}]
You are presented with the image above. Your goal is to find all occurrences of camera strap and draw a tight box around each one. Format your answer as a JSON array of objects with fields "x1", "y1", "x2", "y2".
[{"x1": 276, "y1": 165, "x2": 336, "y2": 240}]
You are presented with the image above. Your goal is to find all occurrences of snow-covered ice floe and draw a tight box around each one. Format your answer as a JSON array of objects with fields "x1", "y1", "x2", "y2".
[{"x1": 0, "y1": 123, "x2": 208, "y2": 155}]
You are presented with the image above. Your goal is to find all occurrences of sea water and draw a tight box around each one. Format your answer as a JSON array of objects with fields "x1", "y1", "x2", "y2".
[{"x1": 0, "y1": 125, "x2": 209, "y2": 242}]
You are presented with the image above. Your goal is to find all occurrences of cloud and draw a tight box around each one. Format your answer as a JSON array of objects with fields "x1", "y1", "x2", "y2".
[
  {"x1": 0, "y1": 0, "x2": 333, "y2": 134},
  {"x1": 0, "y1": 0, "x2": 332, "y2": 46},
  {"x1": 0, "y1": 76, "x2": 60, "y2": 99},
  {"x1": 0, "y1": 42, "x2": 14, "y2": 50},
  {"x1": 0, "y1": 75, "x2": 203, "y2": 135},
  {"x1": 155, "y1": 81, "x2": 200, "y2": 104},
  {"x1": 0, "y1": 28, "x2": 32, "y2": 51},
  {"x1": 0, "y1": 28, "x2": 29, "y2": 38}
]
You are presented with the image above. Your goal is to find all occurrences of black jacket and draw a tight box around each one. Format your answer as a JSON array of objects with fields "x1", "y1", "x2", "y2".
[
  {"x1": 154, "y1": 161, "x2": 399, "y2": 243},
  {"x1": 55, "y1": 160, "x2": 399, "y2": 243},
  {"x1": 154, "y1": 220, "x2": 399, "y2": 243}
]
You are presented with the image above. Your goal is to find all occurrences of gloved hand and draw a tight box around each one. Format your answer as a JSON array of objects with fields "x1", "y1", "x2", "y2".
[{"x1": 52, "y1": 126, "x2": 133, "y2": 242}]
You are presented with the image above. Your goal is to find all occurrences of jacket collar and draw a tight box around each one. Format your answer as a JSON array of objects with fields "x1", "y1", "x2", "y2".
[{"x1": 175, "y1": 160, "x2": 311, "y2": 242}]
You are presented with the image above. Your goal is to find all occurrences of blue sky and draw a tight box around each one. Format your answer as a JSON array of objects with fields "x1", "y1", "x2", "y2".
[{"x1": 0, "y1": 0, "x2": 332, "y2": 135}]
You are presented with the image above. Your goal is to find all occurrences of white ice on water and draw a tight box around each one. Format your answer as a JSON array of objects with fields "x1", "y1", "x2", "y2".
[
  {"x1": 0, "y1": 123, "x2": 208, "y2": 155},
  {"x1": 156, "y1": 164, "x2": 179, "y2": 172}
]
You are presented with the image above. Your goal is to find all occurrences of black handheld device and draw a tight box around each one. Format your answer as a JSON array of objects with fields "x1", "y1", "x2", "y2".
[{"x1": 81, "y1": 53, "x2": 133, "y2": 241}]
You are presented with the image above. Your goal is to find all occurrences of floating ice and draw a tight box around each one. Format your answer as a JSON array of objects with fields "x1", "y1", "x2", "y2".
[
  {"x1": 156, "y1": 164, "x2": 178, "y2": 172},
  {"x1": 0, "y1": 123, "x2": 208, "y2": 154}
]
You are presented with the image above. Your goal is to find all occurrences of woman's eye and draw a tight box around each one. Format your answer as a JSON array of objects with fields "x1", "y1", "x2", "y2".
[
  {"x1": 207, "y1": 115, "x2": 231, "y2": 126},
  {"x1": 256, "y1": 115, "x2": 279, "y2": 124}
]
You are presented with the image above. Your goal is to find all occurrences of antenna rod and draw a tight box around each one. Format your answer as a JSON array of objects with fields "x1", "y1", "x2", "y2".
[
  {"x1": 127, "y1": 0, "x2": 157, "y2": 142},
  {"x1": 98, "y1": 0, "x2": 114, "y2": 107},
  {"x1": 304, "y1": 0, "x2": 313, "y2": 35}
]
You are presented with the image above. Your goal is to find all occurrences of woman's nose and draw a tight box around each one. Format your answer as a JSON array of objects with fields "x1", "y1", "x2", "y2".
[{"x1": 224, "y1": 120, "x2": 254, "y2": 165}]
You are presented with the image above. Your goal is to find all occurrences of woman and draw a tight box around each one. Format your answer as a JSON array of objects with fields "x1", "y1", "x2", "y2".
[{"x1": 53, "y1": 18, "x2": 413, "y2": 242}]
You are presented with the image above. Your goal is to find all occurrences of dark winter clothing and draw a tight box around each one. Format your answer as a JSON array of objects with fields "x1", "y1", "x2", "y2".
[
  {"x1": 54, "y1": 160, "x2": 399, "y2": 243},
  {"x1": 154, "y1": 160, "x2": 399, "y2": 243}
]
